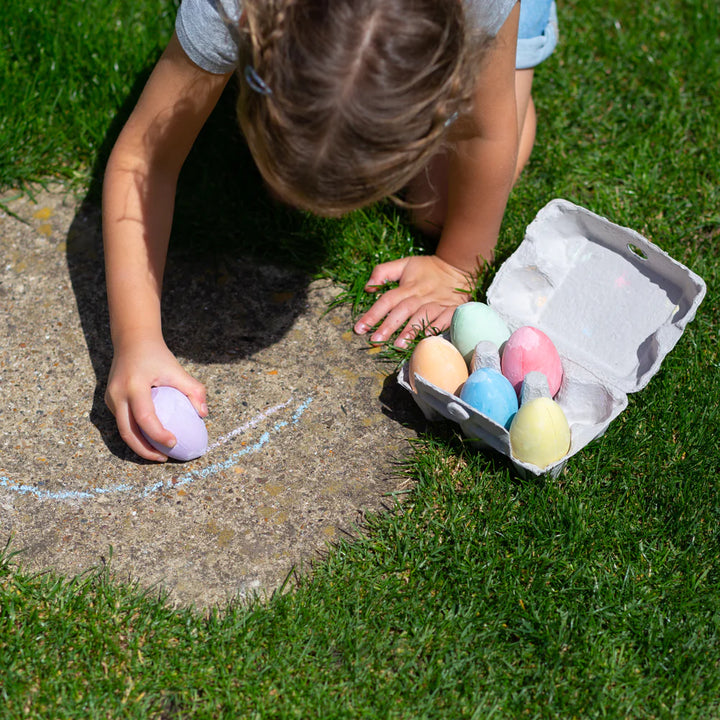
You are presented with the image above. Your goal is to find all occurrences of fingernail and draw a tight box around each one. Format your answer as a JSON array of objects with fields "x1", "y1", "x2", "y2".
[
  {"x1": 370, "y1": 333, "x2": 384, "y2": 343},
  {"x1": 200, "y1": 403, "x2": 208, "y2": 416},
  {"x1": 395, "y1": 337, "x2": 408, "y2": 349},
  {"x1": 355, "y1": 322, "x2": 369, "y2": 334}
]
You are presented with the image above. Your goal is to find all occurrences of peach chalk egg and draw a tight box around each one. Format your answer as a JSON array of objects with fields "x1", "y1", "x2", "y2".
[
  {"x1": 501, "y1": 326, "x2": 563, "y2": 398},
  {"x1": 408, "y1": 336, "x2": 469, "y2": 395}
]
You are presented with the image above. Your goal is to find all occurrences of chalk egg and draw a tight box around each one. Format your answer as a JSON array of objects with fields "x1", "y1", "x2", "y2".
[
  {"x1": 509, "y1": 397, "x2": 571, "y2": 469},
  {"x1": 501, "y1": 326, "x2": 563, "y2": 398},
  {"x1": 141, "y1": 386, "x2": 208, "y2": 461},
  {"x1": 450, "y1": 302, "x2": 511, "y2": 364},
  {"x1": 408, "y1": 335, "x2": 469, "y2": 395},
  {"x1": 459, "y1": 367, "x2": 518, "y2": 428}
]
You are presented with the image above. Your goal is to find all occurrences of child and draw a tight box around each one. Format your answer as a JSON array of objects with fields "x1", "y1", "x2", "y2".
[{"x1": 103, "y1": 0, "x2": 559, "y2": 461}]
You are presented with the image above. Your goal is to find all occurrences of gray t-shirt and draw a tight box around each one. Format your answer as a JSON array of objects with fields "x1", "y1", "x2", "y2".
[{"x1": 176, "y1": 0, "x2": 517, "y2": 74}]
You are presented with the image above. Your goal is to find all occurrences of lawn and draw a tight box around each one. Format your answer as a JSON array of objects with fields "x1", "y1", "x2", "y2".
[{"x1": 1, "y1": 0, "x2": 719, "y2": 717}]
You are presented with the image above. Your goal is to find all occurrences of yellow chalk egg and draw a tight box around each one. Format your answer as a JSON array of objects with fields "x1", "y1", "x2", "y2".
[
  {"x1": 510, "y1": 397, "x2": 571, "y2": 469},
  {"x1": 408, "y1": 336, "x2": 469, "y2": 395}
]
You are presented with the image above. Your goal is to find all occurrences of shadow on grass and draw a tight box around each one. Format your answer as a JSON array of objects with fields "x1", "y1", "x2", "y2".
[{"x1": 65, "y1": 71, "x2": 336, "y2": 460}]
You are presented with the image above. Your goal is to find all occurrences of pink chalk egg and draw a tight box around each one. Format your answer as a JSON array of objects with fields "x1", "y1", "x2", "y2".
[
  {"x1": 408, "y1": 336, "x2": 469, "y2": 396},
  {"x1": 501, "y1": 326, "x2": 563, "y2": 398},
  {"x1": 141, "y1": 386, "x2": 208, "y2": 461}
]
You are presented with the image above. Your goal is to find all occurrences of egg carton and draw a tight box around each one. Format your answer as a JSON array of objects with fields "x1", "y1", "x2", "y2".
[{"x1": 397, "y1": 199, "x2": 707, "y2": 477}]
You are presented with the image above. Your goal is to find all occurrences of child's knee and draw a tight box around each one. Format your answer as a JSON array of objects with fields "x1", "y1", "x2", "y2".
[
  {"x1": 514, "y1": 69, "x2": 536, "y2": 180},
  {"x1": 406, "y1": 153, "x2": 449, "y2": 236},
  {"x1": 410, "y1": 203, "x2": 446, "y2": 237},
  {"x1": 514, "y1": 95, "x2": 536, "y2": 181}
]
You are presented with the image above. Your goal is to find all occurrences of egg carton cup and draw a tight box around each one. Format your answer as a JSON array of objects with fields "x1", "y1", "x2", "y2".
[{"x1": 398, "y1": 199, "x2": 707, "y2": 478}]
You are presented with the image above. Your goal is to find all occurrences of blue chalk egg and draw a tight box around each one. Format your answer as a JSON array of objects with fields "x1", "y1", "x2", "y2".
[{"x1": 459, "y1": 367, "x2": 518, "y2": 429}]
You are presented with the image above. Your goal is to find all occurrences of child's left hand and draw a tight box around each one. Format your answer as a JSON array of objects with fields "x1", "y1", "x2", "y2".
[{"x1": 353, "y1": 254, "x2": 474, "y2": 348}]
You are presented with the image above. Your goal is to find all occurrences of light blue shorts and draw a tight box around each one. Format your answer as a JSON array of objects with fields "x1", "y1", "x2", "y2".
[{"x1": 516, "y1": 0, "x2": 559, "y2": 69}]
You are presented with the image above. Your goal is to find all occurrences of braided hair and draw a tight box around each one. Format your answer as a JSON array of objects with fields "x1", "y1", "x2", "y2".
[{"x1": 237, "y1": 0, "x2": 490, "y2": 216}]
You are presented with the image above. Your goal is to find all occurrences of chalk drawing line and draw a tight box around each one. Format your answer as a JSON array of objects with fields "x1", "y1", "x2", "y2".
[{"x1": 0, "y1": 396, "x2": 313, "y2": 503}]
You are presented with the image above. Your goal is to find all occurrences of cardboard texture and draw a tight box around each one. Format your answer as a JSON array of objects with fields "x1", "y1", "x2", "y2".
[{"x1": 398, "y1": 199, "x2": 707, "y2": 477}]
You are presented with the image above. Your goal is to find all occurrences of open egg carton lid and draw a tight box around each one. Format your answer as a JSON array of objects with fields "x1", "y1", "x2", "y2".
[{"x1": 398, "y1": 199, "x2": 707, "y2": 477}]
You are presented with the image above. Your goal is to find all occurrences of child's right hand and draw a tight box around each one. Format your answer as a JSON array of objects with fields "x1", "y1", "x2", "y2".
[{"x1": 104, "y1": 335, "x2": 208, "y2": 462}]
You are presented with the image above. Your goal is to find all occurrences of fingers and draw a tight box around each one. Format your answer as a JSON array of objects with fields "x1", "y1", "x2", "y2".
[
  {"x1": 392, "y1": 306, "x2": 455, "y2": 349},
  {"x1": 104, "y1": 334, "x2": 210, "y2": 462},
  {"x1": 131, "y1": 388, "x2": 177, "y2": 448},
  {"x1": 363, "y1": 257, "x2": 409, "y2": 291},
  {"x1": 383, "y1": 302, "x2": 450, "y2": 349},
  {"x1": 107, "y1": 388, "x2": 172, "y2": 462},
  {"x1": 168, "y1": 375, "x2": 208, "y2": 418},
  {"x1": 354, "y1": 255, "x2": 471, "y2": 347},
  {"x1": 354, "y1": 259, "x2": 414, "y2": 335},
  {"x1": 105, "y1": 370, "x2": 207, "y2": 462},
  {"x1": 354, "y1": 285, "x2": 407, "y2": 338},
  {"x1": 362, "y1": 292, "x2": 450, "y2": 349}
]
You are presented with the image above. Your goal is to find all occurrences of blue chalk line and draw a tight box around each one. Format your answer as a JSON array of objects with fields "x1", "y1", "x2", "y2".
[
  {"x1": 0, "y1": 396, "x2": 313, "y2": 503},
  {"x1": 0, "y1": 478, "x2": 133, "y2": 502}
]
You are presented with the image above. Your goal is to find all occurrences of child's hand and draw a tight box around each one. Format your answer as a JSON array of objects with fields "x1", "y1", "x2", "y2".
[
  {"x1": 104, "y1": 336, "x2": 208, "y2": 462},
  {"x1": 353, "y1": 254, "x2": 474, "y2": 348}
]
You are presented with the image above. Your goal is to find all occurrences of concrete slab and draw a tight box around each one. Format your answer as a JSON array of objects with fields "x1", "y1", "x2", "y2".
[{"x1": 0, "y1": 185, "x2": 421, "y2": 607}]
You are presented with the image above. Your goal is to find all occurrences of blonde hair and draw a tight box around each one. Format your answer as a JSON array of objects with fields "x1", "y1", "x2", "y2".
[{"x1": 237, "y1": 0, "x2": 489, "y2": 217}]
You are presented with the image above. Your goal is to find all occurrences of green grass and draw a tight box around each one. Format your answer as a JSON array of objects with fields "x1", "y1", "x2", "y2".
[
  {"x1": 2, "y1": 0, "x2": 720, "y2": 717},
  {"x1": 0, "y1": 1, "x2": 179, "y2": 188}
]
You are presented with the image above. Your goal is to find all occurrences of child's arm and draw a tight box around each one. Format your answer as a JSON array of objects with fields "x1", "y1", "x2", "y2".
[
  {"x1": 354, "y1": 4, "x2": 521, "y2": 348},
  {"x1": 103, "y1": 32, "x2": 232, "y2": 460}
]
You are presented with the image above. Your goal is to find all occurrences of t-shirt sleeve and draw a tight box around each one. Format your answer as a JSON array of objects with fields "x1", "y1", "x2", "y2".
[
  {"x1": 176, "y1": 0, "x2": 243, "y2": 74},
  {"x1": 465, "y1": 0, "x2": 518, "y2": 37}
]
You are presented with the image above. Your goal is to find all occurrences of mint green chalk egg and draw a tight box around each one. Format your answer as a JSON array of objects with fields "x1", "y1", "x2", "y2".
[{"x1": 450, "y1": 302, "x2": 511, "y2": 364}]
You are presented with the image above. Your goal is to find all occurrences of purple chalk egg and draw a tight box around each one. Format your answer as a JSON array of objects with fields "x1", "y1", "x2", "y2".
[{"x1": 141, "y1": 386, "x2": 208, "y2": 461}]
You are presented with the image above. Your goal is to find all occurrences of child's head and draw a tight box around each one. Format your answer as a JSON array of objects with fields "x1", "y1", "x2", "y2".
[{"x1": 237, "y1": 0, "x2": 489, "y2": 217}]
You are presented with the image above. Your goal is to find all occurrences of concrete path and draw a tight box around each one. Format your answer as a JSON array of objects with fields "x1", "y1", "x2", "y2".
[{"x1": 0, "y1": 185, "x2": 420, "y2": 607}]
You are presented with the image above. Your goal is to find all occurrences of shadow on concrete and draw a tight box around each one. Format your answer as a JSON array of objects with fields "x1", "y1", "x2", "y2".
[
  {"x1": 65, "y1": 74, "x2": 331, "y2": 461},
  {"x1": 378, "y1": 372, "x2": 427, "y2": 432}
]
